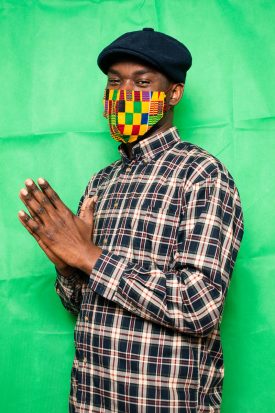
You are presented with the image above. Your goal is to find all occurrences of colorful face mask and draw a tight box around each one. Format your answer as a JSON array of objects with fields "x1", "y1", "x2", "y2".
[{"x1": 103, "y1": 89, "x2": 168, "y2": 143}]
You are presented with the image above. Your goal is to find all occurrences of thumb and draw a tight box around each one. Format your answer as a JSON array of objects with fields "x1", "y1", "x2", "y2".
[{"x1": 79, "y1": 195, "x2": 97, "y2": 225}]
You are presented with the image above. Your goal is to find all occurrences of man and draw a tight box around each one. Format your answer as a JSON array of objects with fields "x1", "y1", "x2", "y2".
[{"x1": 18, "y1": 29, "x2": 244, "y2": 413}]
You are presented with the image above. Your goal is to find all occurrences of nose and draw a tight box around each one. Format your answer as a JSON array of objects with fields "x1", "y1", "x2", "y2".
[{"x1": 119, "y1": 79, "x2": 135, "y2": 90}]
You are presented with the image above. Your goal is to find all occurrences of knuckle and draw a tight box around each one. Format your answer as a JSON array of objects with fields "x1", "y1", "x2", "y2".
[
  {"x1": 50, "y1": 193, "x2": 59, "y2": 203},
  {"x1": 36, "y1": 206, "x2": 45, "y2": 215},
  {"x1": 41, "y1": 197, "x2": 49, "y2": 205},
  {"x1": 57, "y1": 217, "x2": 65, "y2": 227},
  {"x1": 45, "y1": 230, "x2": 55, "y2": 240}
]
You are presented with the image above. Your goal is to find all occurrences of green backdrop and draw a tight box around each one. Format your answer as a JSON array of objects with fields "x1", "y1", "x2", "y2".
[{"x1": 1, "y1": 1, "x2": 274, "y2": 412}]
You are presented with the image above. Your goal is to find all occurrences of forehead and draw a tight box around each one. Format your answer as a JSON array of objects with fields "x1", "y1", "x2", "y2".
[{"x1": 107, "y1": 57, "x2": 167, "y2": 80}]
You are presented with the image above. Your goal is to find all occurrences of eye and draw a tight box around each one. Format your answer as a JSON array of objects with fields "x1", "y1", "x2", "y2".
[
  {"x1": 136, "y1": 80, "x2": 151, "y2": 87},
  {"x1": 108, "y1": 78, "x2": 120, "y2": 86}
]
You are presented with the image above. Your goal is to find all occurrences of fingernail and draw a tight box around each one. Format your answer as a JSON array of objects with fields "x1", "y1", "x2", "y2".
[
  {"x1": 38, "y1": 178, "x2": 45, "y2": 184},
  {"x1": 25, "y1": 179, "x2": 33, "y2": 186},
  {"x1": 21, "y1": 188, "x2": 28, "y2": 196},
  {"x1": 18, "y1": 210, "x2": 25, "y2": 216}
]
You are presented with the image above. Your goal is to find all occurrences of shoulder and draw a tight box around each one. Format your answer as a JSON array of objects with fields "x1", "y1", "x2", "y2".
[
  {"x1": 171, "y1": 139, "x2": 237, "y2": 191},
  {"x1": 172, "y1": 142, "x2": 244, "y2": 228}
]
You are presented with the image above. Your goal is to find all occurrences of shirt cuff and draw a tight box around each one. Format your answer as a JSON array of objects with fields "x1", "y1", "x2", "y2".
[
  {"x1": 55, "y1": 268, "x2": 86, "y2": 293},
  {"x1": 90, "y1": 250, "x2": 128, "y2": 301}
]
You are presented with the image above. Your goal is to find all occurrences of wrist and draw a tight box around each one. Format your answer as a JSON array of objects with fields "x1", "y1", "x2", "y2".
[
  {"x1": 55, "y1": 264, "x2": 76, "y2": 278},
  {"x1": 79, "y1": 245, "x2": 103, "y2": 275}
]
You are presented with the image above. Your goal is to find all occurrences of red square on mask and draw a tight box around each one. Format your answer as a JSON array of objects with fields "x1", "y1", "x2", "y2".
[{"x1": 131, "y1": 125, "x2": 140, "y2": 135}]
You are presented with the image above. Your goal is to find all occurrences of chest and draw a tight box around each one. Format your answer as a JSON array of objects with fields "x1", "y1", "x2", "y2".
[{"x1": 89, "y1": 160, "x2": 184, "y2": 268}]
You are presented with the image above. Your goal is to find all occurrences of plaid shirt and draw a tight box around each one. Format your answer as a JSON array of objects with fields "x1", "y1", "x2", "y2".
[{"x1": 56, "y1": 127, "x2": 244, "y2": 413}]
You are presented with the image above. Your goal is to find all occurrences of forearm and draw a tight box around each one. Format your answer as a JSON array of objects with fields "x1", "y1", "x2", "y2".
[{"x1": 87, "y1": 250, "x2": 224, "y2": 336}]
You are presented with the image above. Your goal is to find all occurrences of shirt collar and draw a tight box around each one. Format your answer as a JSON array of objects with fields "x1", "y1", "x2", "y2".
[{"x1": 118, "y1": 127, "x2": 181, "y2": 165}]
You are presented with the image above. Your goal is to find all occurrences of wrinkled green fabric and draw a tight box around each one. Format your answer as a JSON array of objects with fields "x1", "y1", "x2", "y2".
[{"x1": 0, "y1": 1, "x2": 274, "y2": 412}]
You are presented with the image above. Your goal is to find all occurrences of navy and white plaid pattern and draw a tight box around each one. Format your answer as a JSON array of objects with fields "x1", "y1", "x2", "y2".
[{"x1": 56, "y1": 127, "x2": 244, "y2": 413}]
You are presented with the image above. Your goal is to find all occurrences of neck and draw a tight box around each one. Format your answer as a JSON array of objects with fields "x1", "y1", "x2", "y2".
[{"x1": 124, "y1": 110, "x2": 174, "y2": 159}]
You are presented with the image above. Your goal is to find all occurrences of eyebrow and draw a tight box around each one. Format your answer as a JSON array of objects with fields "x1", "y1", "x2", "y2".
[{"x1": 107, "y1": 68, "x2": 157, "y2": 76}]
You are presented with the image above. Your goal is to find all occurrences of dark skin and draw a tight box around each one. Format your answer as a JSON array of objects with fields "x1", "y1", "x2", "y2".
[{"x1": 18, "y1": 59, "x2": 184, "y2": 276}]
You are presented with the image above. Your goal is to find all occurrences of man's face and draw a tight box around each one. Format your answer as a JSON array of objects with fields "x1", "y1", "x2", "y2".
[{"x1": 106, "y1": 58, "x2": 171, "y2": 92}]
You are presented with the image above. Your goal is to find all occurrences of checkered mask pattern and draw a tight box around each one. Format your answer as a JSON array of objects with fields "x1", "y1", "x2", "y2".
[{"x1": 103, "y1": 89, "x2": 168, "y2": 143}]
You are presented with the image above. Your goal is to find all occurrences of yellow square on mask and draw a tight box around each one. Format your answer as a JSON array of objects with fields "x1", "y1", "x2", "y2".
[
  {"x1": 139, "y1": 124, "x2": 148, "y2": 135},
  {"x1": 125, "y1": 101, "x2": 134, "y2": 112},
  {"x1": 118, "y1": 112, "x2": 125, "y2": 124},
  {"x1": 109, "y1": 89, "x2": 115, "y2": 99},
  {"x1": 151, "y1": 91, "x2": 161, "y2": 101},
  {"x1": 128, "y1": 135, "x2": 138, "y2": 143},
  {"x1": 141, "y1": 101, "x2": 150, "y2": 112},
  {"x1": 123, "y1": 124, "x2": 133, "y2": 135},
  {"x1": 133, "y1": 113, "x2": 141, "y2": 124}
]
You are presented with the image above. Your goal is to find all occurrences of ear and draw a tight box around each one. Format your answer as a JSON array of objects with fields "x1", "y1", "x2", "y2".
[{"x1": 168, "y1": 83, "x2": 184, "y2": 107}]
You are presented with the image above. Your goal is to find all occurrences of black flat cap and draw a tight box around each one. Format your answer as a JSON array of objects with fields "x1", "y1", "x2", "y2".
[{"x1": 97, "y1": 28, "x2": 192, "y2": 83}]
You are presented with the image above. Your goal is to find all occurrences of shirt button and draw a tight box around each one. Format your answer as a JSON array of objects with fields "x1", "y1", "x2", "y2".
[
  {"x1": 83, "y1": 357, "x2": 87, "y2": 365},
  {"x1": 84, "y1": 315, "x2": 89, "y2": 322},
  {"x1": 103, "y1": 238, "x2": 108, "y2": 245},
  {"x1": 114, "y1": 202, "x2": 119, "y2": 208},
  {"x1": 126, "y1": 167, "x2": 131, "y2": 173}
]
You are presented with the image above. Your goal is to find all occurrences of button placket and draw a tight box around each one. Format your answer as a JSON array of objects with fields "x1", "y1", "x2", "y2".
[{"x1": 100, "y1": 158, "x2": 144, "y2": 246}]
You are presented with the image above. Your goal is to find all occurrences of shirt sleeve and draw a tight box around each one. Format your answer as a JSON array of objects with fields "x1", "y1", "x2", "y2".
[
  {"x1": 88, "y1": 168, "x2": 244, "y2": 336},
  {"x1": 55, "y1": 270, "x2": 88, "y2": 316}
]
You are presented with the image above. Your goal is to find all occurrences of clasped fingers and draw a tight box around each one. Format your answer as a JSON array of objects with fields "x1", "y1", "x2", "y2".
[{"x1": 19, "y1": 186, "x2": 50, "y2": 225}]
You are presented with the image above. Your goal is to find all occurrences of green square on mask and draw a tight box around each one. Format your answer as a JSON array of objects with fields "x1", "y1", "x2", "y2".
[
  {"x1": 125, "y1": 112, "x2": 133, "y2": 124},
  {"x1": 134, "y1": 101, "x2": 142, "y2": 112}
]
